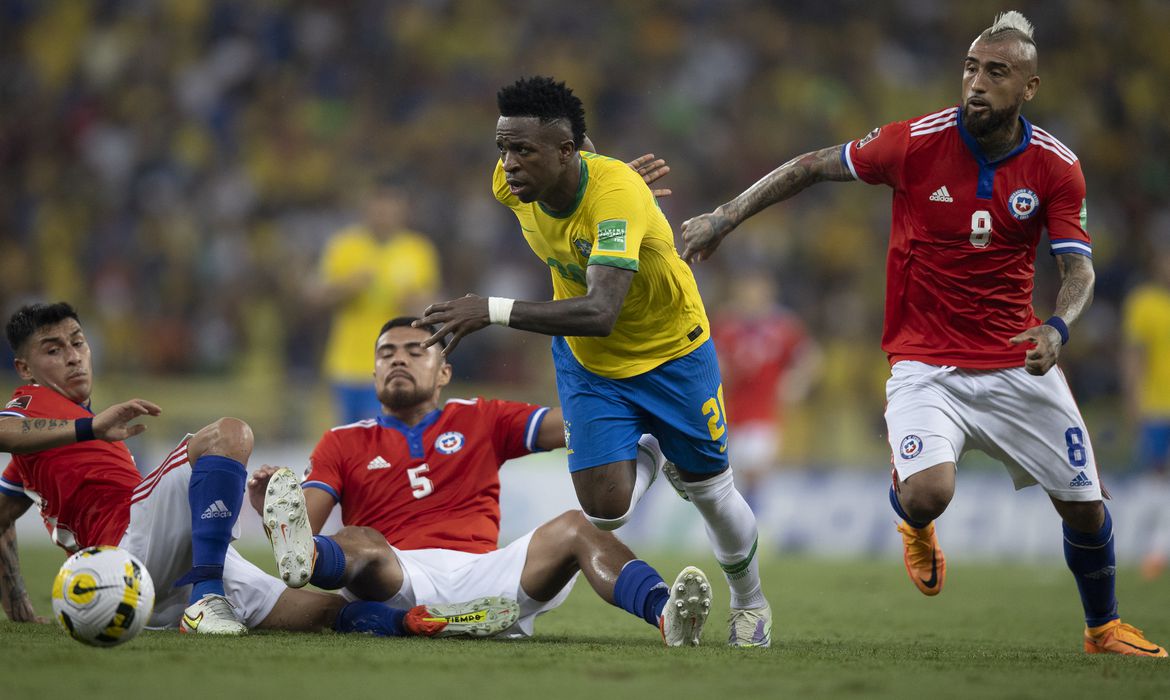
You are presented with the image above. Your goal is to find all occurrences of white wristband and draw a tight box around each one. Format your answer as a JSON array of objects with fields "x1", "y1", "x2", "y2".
[{"x1": 488, "y1": 297, "x2": 515, "y2": 327}]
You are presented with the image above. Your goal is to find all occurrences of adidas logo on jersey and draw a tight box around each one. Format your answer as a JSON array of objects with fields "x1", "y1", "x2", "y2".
[
  {"x1": 367, "y1": 456, "x2": 392, "y2": 470},
  {"x1": 1069, "y1": 471, "x2": 1094, "y2": 488},
  {"x1": 929, "y1": 186, "x2": 953, "y2": 203},
  {"x1": 200, "y1": 500, "x2": 233, "y2": 519}
]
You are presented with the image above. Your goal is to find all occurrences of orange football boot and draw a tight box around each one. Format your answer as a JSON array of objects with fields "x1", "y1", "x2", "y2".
[
  {"x1": 896, "y1": 520, "x2": 946, "y2": 596},
  {"x1": 1084, "y1": 620, "x2": 1167, "y2": 657}
]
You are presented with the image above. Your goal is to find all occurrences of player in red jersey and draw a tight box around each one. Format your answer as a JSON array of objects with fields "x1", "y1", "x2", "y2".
[
  {"x1": 0, "y1": 302, "x2": 518, "y2": 640},
  {"x1": 247, "y1": 316, "x2": 714, "y2": 646},
  {"x1": 712, "y1": 271, "x2": 819, "y2": 507},
  {"x1": 679, "y1": 11, "x2": 1165, "y2": 657}
]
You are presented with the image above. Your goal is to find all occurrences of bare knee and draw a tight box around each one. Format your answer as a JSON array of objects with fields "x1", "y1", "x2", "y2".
[
  {"x1": 1051, "y1": 498, "x2": 1104, "y2": 533},
  {"x1": 572, "y1": 466, "x2": 635, "y2": 522},
  {"x1": 332, "y1": 526, "x2": 389, "y2": 558},
  {"x1": 897, "y1": 464, "x2": 956, "y2": 521},
  {"x1": 188, "y1": 417, "x2": 253, "y2": 463}
]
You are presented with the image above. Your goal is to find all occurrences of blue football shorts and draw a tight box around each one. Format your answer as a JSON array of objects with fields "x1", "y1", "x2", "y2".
[{"x1": 551, "y1": 336, "x2": 730, "y2": 475}]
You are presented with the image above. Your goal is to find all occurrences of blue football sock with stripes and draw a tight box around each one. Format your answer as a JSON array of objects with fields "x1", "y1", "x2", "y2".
[
  {"x1": 309, "y1": 535, "x2": 347, "y2": 589},
  {"x1": 1063, "y1": 506, "x2": 1119, "y2": 628},
  {"x1": 334, "y1": 601, "x2": 408, "y2": 637},
  {"x1": 613, "y1": 559, "x2": 670, "y2": 626},
  {"x1": 889, "y1": 484, "x2": 931, "y2": 529},
  {"x1": 178, "y1": 455, "x2": 247, "y2": 604}
]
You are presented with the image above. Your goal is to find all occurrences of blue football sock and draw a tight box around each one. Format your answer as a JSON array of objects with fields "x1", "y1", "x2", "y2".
[
  {"x1": 333, "y1": 601, "x2": 408, "y2": 637},
  {"x1": 309, "y1": 535, "x2": 346, "y2": 589},
  {"x1": 613, "y1": 559, "x2": 670, "y2": 627},
  {"x1": 889, "y1": 484, "x2": 931, "y2": 529},
  {"x1": 178, "y1": 454, "x2": 247, "y2": 604},
  {"x1": 1063, "y1": 506, "x2": 1119, "y2": 628}
]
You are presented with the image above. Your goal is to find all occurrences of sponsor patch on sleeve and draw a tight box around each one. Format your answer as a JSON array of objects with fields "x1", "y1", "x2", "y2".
[
  {"x1": 596, "y1": 219, "x2": 627, "y2": 253},
  {"x1": 5, "y1": 395, "x2": 31, "y2": 411}
]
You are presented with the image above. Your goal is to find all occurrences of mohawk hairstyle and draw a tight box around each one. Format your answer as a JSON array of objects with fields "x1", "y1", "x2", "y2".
[
  {"x1": 980, "y1": 10, "x2": 1036, "y2": 46},
  {"x1": 497, "y1": 76, "x2": 587, "y2": 148}
]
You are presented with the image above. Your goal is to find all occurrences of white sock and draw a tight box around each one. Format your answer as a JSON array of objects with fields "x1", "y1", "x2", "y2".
[
  {"x1": 683, "y1": 468, "x2": 767, "y2": 609},
  {"x1": 584, "y1": 435, "x2": 660, "y2": 531},
  {"x1": 633, "y1": 434, "x2": 663, "y2": 507}
]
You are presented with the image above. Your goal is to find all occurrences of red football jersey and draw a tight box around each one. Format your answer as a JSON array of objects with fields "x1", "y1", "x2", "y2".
[
  {"x1": 843, "y1": 106, "x2": 1091, "y2": 368},
  {"x1": 713, "y1": 311, "x2": 808, "y2": 425},
  {"x1": 303, "y1": 397, "x2": 551, "y2": 554},
  {"x1": 0, "y1": 385, "x2": 138, "y2": 552}
]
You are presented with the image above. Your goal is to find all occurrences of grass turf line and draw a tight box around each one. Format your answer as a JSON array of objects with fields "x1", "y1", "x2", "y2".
[{"x1": 4, "y1": 547, "x2": 1169, "y2": 699}]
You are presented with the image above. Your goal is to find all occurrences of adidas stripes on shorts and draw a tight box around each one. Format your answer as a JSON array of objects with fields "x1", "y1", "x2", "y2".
[
  {"x1": 352, "y1": 529, "x2": 577, "y2": 638},
  {"x1": 119, "y1": 437, "x2": 286, "y2": 629},
  {"x1": 885, "y1": 360, "x2": 1103, "y2": 502}
]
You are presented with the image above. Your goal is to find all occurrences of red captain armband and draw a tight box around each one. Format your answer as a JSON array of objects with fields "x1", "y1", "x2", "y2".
[
  {"x1": 1044, "y1": 316, "x2": 1070, "y2": 346},
  {"x1": 75, "y1": 417, "x2": 96, "y2": 442}
]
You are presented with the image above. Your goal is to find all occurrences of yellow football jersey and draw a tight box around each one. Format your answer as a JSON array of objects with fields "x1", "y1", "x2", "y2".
[
  {"x1": 493, "y1": 151, "x2": 709, "y2": 379},
  {"x1": 320, "y1": 226, "x2": 439, "y2": 381},
  {"x1": 1122, "y1": 283, "x2": 1170, "y2": 417}
]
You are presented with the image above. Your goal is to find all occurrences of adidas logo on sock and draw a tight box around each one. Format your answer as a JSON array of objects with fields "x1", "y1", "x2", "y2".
[
  {"x1": 929, "y1": 186, "x2": 953, "y2": 203},
  {"x1": 200, "y1": 499, "x2": 233, "y2": 519},
  {"x1": 367, "y1": 456, "x2": 392, "y2": 470},
  {"x1": 1069, "y1": 471, "x2": 1094, "y2": 488}
]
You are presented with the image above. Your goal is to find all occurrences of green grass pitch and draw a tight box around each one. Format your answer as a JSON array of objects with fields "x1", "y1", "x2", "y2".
[{"x1": 4, "y1": 547, "x2": 1168, "y2": 699}]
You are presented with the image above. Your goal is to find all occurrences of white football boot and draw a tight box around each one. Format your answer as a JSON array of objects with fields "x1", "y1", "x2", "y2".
[
  {"x1": 403, "y1": 597, "x2": 521, "y2": 638},
  {"x1": 658, "y1": 566, "x2": 712, "y2": 647},
  {"x1": 728, "y1": 602, "x2": 772, "y2": 648},
  {"x1": 263, "y1": 467, "x2": 316, "y2": 588},
  {"x1": 180, "y1": 594, "x2": 247, "y2": 635}
]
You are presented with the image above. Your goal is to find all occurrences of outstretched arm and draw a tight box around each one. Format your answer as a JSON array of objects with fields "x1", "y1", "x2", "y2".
[
  {"x1": 419, "y1": 264, "x2": 634, "y2": 355},
  {"x1": 1010, "y1": 253, "x2": 1095, "y2": 375},
  {"x1": 0, "y1": 399, "x2": 161, "y2": 454},
  {"x1": 681, "y1": 145, "x2": 853, "y2": 263},
  {"x1": 0, "y1": 492, "x2": 46, "y2": 623}
]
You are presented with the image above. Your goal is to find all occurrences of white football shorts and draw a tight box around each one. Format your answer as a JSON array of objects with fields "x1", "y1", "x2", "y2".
[
  {"x1": 729, "y1": 421, "x2": 780, "y2": 475},
  {"x1": 119, "y1": 438, "x2": 285, "y2": 629},
  {"x1": 353, "y1": 530, "x2": 577, "y2": 639},
  {"x1": 885, "y1": 360, "x2": 1102, "y2": 501}
]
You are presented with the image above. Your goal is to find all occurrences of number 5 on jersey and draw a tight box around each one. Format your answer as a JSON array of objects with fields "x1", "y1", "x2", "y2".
[{"x1": 407, "y1": 464, "x2": 434, "y2": 499}]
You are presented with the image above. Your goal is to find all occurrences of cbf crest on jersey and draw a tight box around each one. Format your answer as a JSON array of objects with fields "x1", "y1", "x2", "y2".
[
  {"x1": 435, "y1": 431, "x2": 465, "y2": 454},
  {"x1": 573, "y1": 238, "x2": 592, "y2": 259},
  {"x1": 1009, "y1": 188, "x2": 1040, "y2": 220}
]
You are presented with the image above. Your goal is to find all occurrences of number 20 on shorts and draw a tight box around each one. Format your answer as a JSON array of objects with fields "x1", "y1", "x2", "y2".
[{"x1": 702, "y1": 384, "x2": 729, "y2": 451}]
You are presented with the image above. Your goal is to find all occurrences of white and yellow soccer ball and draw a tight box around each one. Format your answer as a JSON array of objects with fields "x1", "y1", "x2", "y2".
[{"x1": 51, "y1": 546, "x2": 155, "y2": 647}]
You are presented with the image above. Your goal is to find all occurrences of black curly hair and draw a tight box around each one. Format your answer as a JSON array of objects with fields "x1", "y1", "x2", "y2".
[
  {"x1": 497, "y1": 76, "x2": 587, "y2": 148},
  {"x1": 6, "y1": 302, "x2": 80, "y2": 355}
]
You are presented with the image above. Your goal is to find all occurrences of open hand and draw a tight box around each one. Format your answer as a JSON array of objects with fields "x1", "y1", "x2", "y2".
[
  {"x1": 627, "y1": 153, "x2": 672, "y2": 198},
  {"x1": 417, "y1": 294, "x2": 490, "y2": 356},
  {"x1": 247, "y1": 465, "x2": 283, "y2": 517},
  {"x1": 92, "y1": 399, "x2": 162, "y2": 441}
]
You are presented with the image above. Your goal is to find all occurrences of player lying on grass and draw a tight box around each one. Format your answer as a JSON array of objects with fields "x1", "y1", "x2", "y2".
[
  {"x1": 247, "y1": 317, "x2": 714, "y2": 646},
  {"x1": 0, "y1": 302, "x2": 518, "y2": 639},
  {"x1": 679, "y1": 10, "x2": 1164, "y2": 657}
]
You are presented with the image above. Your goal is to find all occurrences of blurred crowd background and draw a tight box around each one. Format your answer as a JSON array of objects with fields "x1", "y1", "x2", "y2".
[{"x1": 2, "y1": 0, "x2": 1168, "y2": 467}]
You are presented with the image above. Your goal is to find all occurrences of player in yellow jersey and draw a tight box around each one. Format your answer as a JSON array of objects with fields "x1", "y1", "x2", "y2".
[
  {"x1": 317, "y1": 176, "x2": 439, "y2": 424},
  {"x1": 419, "y1": 77, "x2": 770, "y2": 647},
  {"x1": 1122, "y1": 248, "x2": 1170, "y2": 579}
]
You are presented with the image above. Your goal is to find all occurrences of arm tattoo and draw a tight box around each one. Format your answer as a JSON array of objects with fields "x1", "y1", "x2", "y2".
[
  {"x1": 726, "y1": 145, "x2": 852, "y2": 225},
  {"x1": 20, "y1": 418, "x2": 69, "y2": 433},
  {"x1": 1053, "y1": 254, "x2": 1095, "y2": 326}
]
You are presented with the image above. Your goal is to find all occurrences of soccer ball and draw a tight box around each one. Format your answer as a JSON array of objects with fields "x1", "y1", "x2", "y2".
[{"x1": 51, "y1": 546, "x2": 155, "y2": 647}]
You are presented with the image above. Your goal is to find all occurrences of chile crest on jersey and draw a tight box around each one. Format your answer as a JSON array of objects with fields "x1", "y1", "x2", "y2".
[{"x1": 1009, "y1": 188, "x2": 1040, "y2": 220}]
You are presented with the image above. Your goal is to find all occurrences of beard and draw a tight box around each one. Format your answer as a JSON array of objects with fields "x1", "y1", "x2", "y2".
[
  {"x1": 378, "y1": 381, "x2": 432, "y2": 411},
  {"x1": 961, "y1": 101, "x2": 1017, "y2": 138}
]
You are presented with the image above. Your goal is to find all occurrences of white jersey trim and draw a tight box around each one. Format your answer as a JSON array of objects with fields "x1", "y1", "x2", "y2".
[
  {"x1": 910, "y1": 122, "x2": 956, "y2": 138},
  {"x1": 841, "y1": 143, "x2": 859, "y2": 180},
  {"x1": 1050, "y1": 240, "x2": 1092, "y2": 256},
  {"x1": 444, "y1": 398, "x2": 479, "y2": 406},
  {"x1": 910, "y1": 107, "x2": 958, "y2": 129},
  {"x1": 330, "y1": 418, "x2": 378, "y2": 432},
  {"x1": 1031, "y1": 126, "x2": 1077, "y2": 161},
  {"x1": 1031, "y1": 133, "x2": 1077, "y2": 165},
  {"x1": 524, "y1": 406, "x2": 551, "y2": 452},
  {"x1": 0, "y1": 410, "x2": 25, "y2": 418}
]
